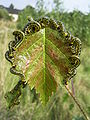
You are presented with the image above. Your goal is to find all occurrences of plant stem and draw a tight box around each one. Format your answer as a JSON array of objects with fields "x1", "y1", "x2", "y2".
[
  {"x1": 71, "y1": 79, "x2": 75, "y2": 96},
  {"x1": 65, "y1": 85, "x2": 89, "y2": 120}
]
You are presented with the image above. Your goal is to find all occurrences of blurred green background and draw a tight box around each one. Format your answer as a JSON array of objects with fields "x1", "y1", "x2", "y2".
[{"x1": 0, "y1": 0, "x2": 90, "y2": 120}]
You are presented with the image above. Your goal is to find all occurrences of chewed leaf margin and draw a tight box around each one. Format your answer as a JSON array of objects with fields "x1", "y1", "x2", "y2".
[{"x1": 5, "y1": 17, "x2": 82, "y2": 107}]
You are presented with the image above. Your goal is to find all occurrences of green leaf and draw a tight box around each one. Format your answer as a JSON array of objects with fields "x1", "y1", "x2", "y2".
[{"x1": 5, "y1": 17, "x2": 81, "y2": 106}]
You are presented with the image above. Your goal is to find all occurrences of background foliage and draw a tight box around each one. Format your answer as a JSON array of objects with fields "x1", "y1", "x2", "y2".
[
  {"x1": 0, "y1": 8, "x2": 12, "y2": 20},
  {"x1": 0, "y1": 0, "x2": 90, "y2": 120}
]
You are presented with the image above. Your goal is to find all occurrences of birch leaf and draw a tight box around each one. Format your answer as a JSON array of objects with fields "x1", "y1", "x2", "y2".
[{"x1": 5, "y1": 17, "x2": 81, "y2": 107}]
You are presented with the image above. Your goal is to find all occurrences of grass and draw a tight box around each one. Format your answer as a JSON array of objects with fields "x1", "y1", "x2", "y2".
[{"x1": 0, "y1": 20, "x2": 90, "y2": 120}]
